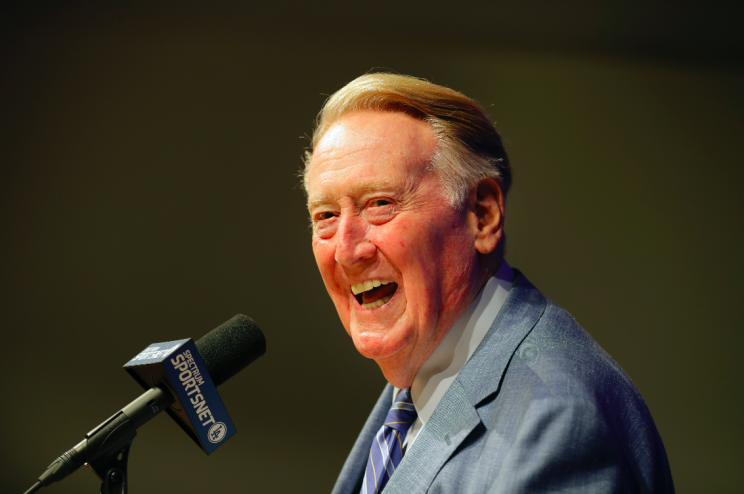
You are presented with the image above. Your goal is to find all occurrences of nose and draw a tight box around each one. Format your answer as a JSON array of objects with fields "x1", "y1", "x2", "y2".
[{"x1": 334, "y1": 212, "x2": 377, "y2": 267}]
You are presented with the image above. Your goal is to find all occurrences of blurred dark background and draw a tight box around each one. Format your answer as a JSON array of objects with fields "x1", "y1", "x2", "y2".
[{"x1": 1, "y1": 1, "x2": 742, "y2": 493}]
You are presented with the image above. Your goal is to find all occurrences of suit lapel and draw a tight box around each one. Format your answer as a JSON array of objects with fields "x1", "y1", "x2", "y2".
[
  {"x1": 384, "y1": 271, "x2": 547, "y2": 493},
  {"x1": 383, "y1": 379, "x2": 481, "y2": 494},
  {"x1": 458, "y1": 271, "x2": 547, "y2": 406},
  {"x1": 331, "y1": 384, "x2": 394, "y2": 494}
]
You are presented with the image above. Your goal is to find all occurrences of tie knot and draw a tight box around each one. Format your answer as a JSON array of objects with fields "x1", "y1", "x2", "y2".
[{"x1": 384, "y1": 388, "x2": 417, "y2": 434}]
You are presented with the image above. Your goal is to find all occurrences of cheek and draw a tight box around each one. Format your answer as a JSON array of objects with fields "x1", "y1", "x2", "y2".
[
  {"x1": 312, "y1": 241, "x2": 340, "y2": 290},
  {"x1": 408, "y1": 218, "x2": 474, "y2": 293},
  {"x1": 373, "y1": 224, "x2": 447, "y2": 299},
  {"x1": 312, "y1": 238, "x2": 332, "y2": 269},
  {"x1": 370, "y1": 218, "x2": 429, "y2": 256},
  {"x1": 313, "y1": 241, "x2": 351, "y2": 325},
  {"x1": 440, "y1": 232, "x2": 478, "y2": 301}
]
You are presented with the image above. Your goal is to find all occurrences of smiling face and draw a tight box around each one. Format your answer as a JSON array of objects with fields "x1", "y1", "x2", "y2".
[{"x1": 307, "y1": 110, "x2": 490, "y2": 387}]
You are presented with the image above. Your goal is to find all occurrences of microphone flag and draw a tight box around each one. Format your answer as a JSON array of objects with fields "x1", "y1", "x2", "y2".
[{"x1": 124, "y1": 338, "x2": 236, "y2": 454}]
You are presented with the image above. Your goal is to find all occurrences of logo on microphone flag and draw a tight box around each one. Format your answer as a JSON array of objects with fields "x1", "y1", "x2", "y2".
[{"x1": 208, "y1": 422, "x2": 227, "y2": 443}]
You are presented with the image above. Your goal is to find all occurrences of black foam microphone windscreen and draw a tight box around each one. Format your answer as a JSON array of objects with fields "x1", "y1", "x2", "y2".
[{"x1": 196, "y1": 314, "x2": 266, "y2": 387}]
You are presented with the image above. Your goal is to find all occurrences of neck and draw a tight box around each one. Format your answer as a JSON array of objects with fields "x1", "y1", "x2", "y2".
[{"x1": 375, "y1": 257, "x2": 504, "y2": 388}]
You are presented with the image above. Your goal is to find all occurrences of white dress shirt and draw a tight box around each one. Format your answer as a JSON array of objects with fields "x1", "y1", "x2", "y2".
[{"x1": 395, "y1": 261, "x2": 514, "y2": 451}]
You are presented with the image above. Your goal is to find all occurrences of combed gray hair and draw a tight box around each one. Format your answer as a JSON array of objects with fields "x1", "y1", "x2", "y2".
[{"x1": 303, "y1": 73, "x2": 511, "y2": 207}]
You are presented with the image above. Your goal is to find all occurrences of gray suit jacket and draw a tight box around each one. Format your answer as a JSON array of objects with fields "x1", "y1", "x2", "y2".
[{"x1": 331, "y1": 271, "x2": 674, "y2": 493}]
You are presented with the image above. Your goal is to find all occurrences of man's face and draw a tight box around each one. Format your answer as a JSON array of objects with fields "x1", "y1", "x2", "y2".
[{"x1": 307, "y1": 111, "x2": 482, "y2": 386}]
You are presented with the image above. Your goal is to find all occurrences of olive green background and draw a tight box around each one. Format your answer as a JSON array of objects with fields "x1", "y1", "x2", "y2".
[{"x1": 1, "y1": 2, "x2": 742, "y2": 493}]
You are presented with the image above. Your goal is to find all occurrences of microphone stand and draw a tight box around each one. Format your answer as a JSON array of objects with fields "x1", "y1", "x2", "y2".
[{"x1": 29, "y1": 385, "x2": 174, "y2": 494}]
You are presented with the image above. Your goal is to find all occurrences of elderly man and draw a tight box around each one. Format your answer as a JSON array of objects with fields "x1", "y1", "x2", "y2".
[{"x1": 304, "y1": 73, "x2": 674, "y2": 493}]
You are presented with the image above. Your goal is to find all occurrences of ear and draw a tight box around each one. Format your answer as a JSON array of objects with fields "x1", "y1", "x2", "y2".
[{"x1": 470, "y1": 177, "x2": 504, "y2": 255}]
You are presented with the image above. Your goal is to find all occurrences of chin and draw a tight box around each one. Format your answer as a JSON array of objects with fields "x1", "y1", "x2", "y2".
[{"x1": 351, "y1": 325, "x2": 413, "y2": 361}]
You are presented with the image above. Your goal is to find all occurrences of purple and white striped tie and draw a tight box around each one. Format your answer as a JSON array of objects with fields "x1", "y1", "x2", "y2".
[{"x1": 360, "y1": 388, "x2": 418, "y2": 494}]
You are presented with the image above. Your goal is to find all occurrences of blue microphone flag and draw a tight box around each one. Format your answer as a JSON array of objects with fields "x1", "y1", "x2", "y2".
[{"x1": 123, "y1": 339, "x2": 236, "y2": 454}]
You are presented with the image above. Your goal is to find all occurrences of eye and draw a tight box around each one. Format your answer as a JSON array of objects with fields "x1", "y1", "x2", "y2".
[
  {"x1": 312, "y1": 209, "x2": 339, "y2": 239},
  {"x1": 365, "y1": 198, "x2": 396, "y2": 226},
  {"x1": 312, "y1": 210, "x2": 337, "y2": 224},
  {"x1": 371, "y1": 198, "x2": 391, "y2": 207}
]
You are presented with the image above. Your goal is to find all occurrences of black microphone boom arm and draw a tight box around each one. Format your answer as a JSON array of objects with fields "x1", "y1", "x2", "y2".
[{"x1": 37, "y1": 385, "x2": 174, "y2": 494}]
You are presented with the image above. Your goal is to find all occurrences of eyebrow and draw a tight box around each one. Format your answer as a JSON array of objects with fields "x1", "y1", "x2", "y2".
[{"x1": 307, "y1": 178, "x2": 400, "y2": 209}]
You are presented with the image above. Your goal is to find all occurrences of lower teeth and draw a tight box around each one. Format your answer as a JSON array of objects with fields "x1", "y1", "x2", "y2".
[{"x1": 361, "y1": 295, "x2": 391, "y2": 310}]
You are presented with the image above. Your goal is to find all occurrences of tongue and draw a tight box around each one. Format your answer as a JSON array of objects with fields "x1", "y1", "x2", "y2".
[{"x1": 362, "y1": 283, "x2": 397, "y2": 304}]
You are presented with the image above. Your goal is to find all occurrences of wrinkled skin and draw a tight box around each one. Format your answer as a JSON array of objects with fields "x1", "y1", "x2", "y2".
[{"x1": 307, "y1": 111, "x2": 504, "y2": 388}]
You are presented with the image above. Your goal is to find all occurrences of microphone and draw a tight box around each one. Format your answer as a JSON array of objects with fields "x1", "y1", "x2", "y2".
[
  {"x1": 195, "y1": 314, "x2": 267, "y2": 387},
  {"x1": 26, "y1": 314, "x2": 265, "y2": 494}
]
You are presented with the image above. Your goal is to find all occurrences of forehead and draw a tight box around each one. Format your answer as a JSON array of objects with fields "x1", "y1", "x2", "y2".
[{"x1": 307, "y1": 111, "x2": 437, "y2": 205}]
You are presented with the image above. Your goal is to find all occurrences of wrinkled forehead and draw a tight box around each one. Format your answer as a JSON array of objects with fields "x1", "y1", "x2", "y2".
[
  {"x1": 315, "y1": 111, "x2": 435, "y2": 162},
  {"x1": 307, "y1": 111, "x2": 438, "y2": 200}
]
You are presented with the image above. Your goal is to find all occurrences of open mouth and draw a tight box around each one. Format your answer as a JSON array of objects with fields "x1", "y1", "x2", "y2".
[{"x1": 351, "y1": 280, "x2": 398, "y2": 309}]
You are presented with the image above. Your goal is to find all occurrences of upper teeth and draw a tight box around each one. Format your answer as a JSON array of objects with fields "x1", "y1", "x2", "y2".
[{"x1": 351, "y1": 279, "x2": 392, "y2": 295}]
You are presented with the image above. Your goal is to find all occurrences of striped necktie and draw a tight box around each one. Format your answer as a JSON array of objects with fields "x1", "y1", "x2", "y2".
[{"x1": 360, "y1": 388, "x2": 418, "y2": 494}]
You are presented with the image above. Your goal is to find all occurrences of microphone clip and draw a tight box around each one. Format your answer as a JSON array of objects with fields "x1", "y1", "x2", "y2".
[
  {"x1": 85, "y1": 409, "x2": 137, "y2": 494},
  {"x1": 90, "y1": 437, "x2": 133, "y2": 494}
]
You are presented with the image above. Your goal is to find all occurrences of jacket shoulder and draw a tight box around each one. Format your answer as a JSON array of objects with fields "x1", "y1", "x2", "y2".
[
  {"x1": 487, "y1": 295, "x2": 674, "y2": 493},
  {"x1": 520, "y1": 299, "x2": 638, "y2": 400}
]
